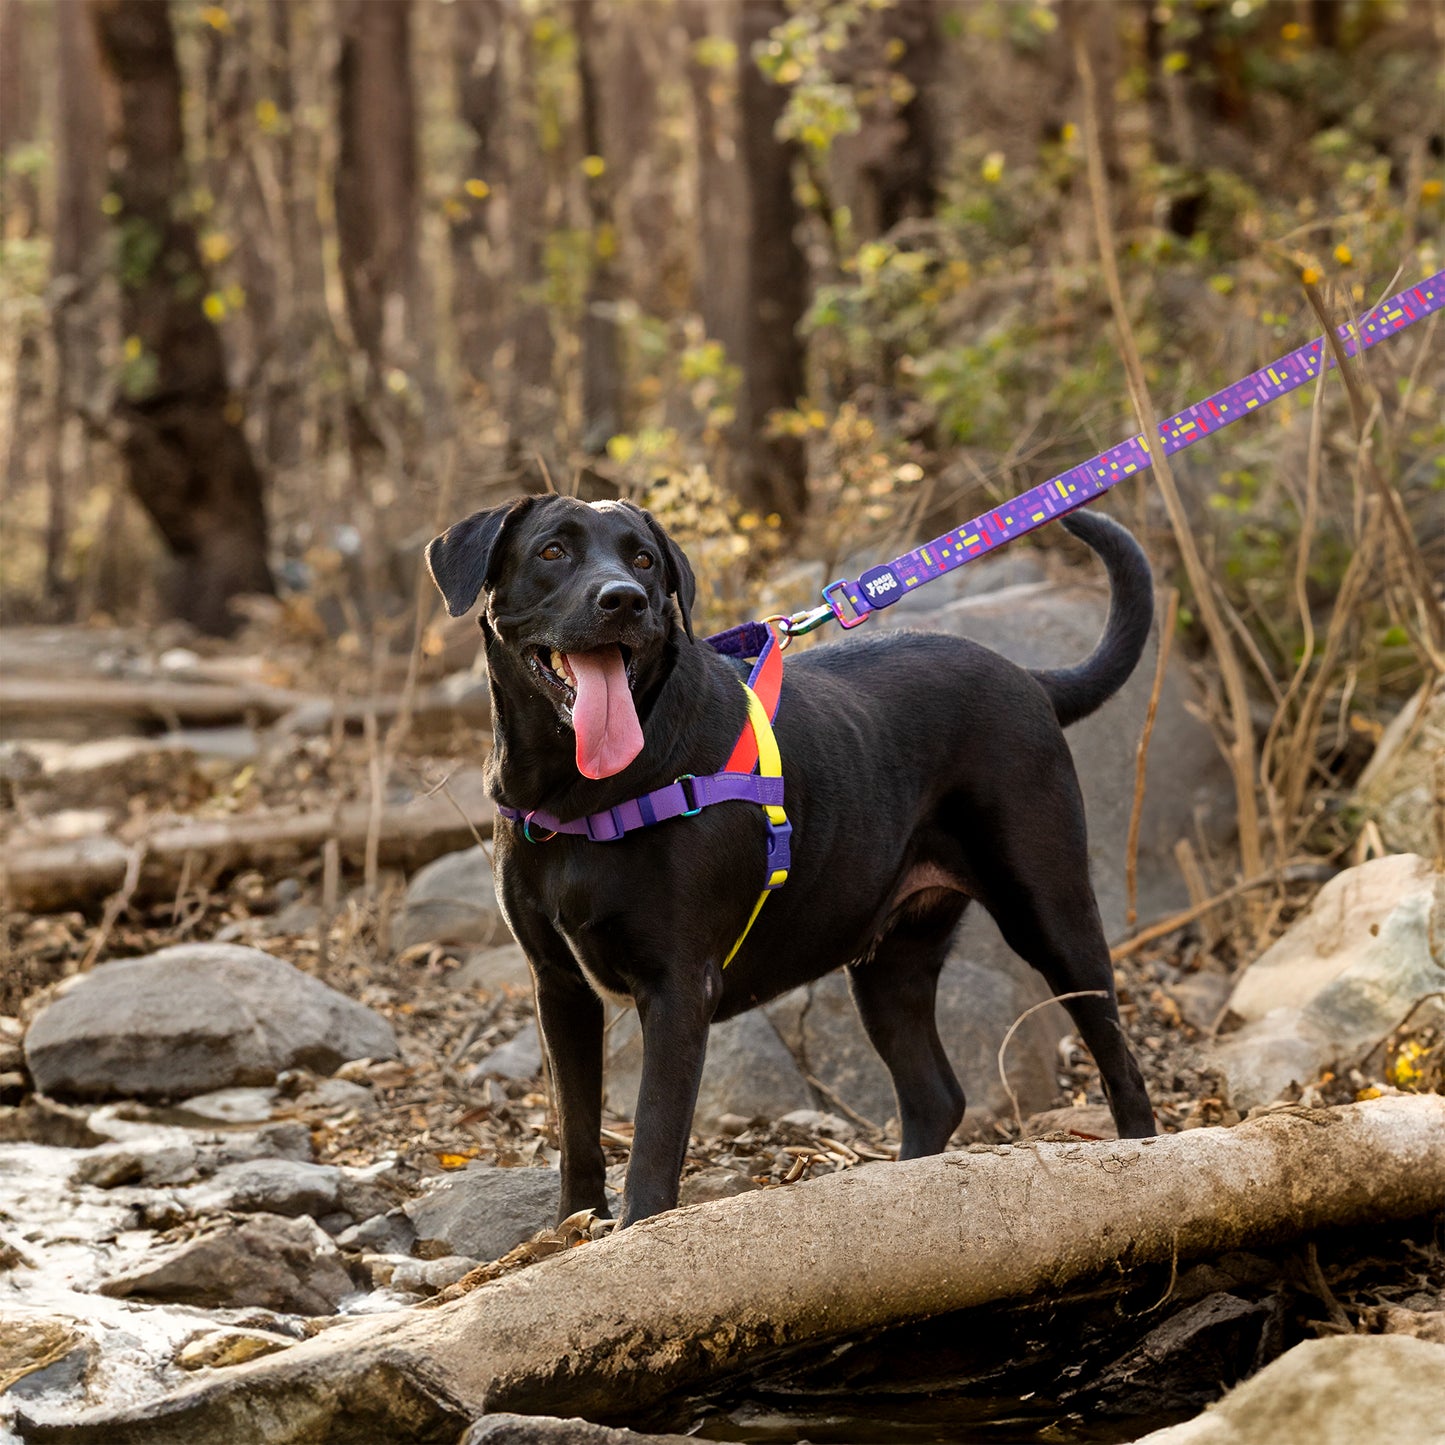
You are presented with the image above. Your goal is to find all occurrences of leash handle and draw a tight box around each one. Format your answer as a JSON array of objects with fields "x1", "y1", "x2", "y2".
[{"x1": 822, "y1": 269, "x2": 1445, "y2": 628}]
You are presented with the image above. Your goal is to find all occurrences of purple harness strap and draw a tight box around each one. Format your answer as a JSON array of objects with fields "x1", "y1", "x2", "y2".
[{"x1": 498, "y1": 771, "x2": 784, "y2": 843}]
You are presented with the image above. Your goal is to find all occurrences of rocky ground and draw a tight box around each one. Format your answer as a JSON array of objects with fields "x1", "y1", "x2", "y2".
[{"x1": 2, "y1": 564, "x2": 1442, "y2": 1441}]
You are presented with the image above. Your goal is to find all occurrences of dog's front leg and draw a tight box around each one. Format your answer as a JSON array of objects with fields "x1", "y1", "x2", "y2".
[
  {"x1": 621, "y1": 961, "x2": 721, "y2": 1225},
  {"x1": 531, "y1": 955, "x2": 610, "y2": 1220}
]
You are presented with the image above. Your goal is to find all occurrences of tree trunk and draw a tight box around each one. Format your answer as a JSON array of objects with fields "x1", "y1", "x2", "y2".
[
  {"x1": 22, "y1": 1097, "x2": 1445, "y2": 1444},
  {"x1": 735, "y1": 0, "x2": 808, "y2": 522},
  {"x1": 334, "y1": 0, "x2": 423, "y2": 461},
  {"x1": 449, "y1": 0, "x2": 507, "y2": 390},
  {"x1": 88, "y1": 0, "x2": 274, "y2": 638},
  {"x1": 0, "y1": 0, "x2": 40, "y2": 239},
  {"x1": 505, "y1": 3, "x2": 557, "y2": 471},
  {"x1": 574, "y1": 0, "x2": 623, "y2": 454}
]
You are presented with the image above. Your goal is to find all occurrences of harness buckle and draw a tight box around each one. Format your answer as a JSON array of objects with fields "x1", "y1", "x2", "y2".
[
  {"x1": 822, "y1": 578, "x2": 872, "y2": 630},
  {"x1": 676, "y1": 774, "x2": 703, "y2": 816},
  {"x1": 584, "y1": 806, "x2": 626, "y2": 843},
  {"x1": 764, "y1": 816, "x2": 792, "y2": 887}
]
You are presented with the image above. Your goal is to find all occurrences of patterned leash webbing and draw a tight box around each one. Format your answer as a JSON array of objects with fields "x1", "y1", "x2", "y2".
[{"x1": 823, "y1": 270, "x2": 1445, "y2": 626}]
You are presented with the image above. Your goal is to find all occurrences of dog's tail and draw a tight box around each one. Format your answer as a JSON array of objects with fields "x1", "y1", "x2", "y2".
[{"x1": 1032, "y1": 510, "x2": 1154, "y2": 728}]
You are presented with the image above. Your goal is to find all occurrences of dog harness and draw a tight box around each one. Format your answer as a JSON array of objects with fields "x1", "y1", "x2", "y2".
[{"x1": 496, "y1": 621, "x2": 791, "y2": 967}]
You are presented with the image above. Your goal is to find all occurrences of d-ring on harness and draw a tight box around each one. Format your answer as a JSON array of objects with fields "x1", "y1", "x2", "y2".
[{"x1": 496, "y1": 621, "x2": 791, "y2": 968}]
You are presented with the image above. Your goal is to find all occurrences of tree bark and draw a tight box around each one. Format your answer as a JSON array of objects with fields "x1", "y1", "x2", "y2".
[
  {"x1": 21, "y1": 1096, "x2": 1445, "y2": 1444},
  {"x1": 734, "y1": 0, "x2": 808, "y2": 522},
  {"x1": 0, "y1": 0, "x2": 40, "y2": 239},
  {"x1": 88, "y1": 0, "x2": 275, "y2": 637},
  {"x1": 449, "y1": 0, "x2": 507, "y2": 389},
  {"x1": 333, "y1": 0, "x2": 419, "y2": 372},
  {"x1": 505, "y1": 4, "x2": 557, "y2": 471},
  {"x1": 574, "y1": 0, "x2": 623, "y2": 454}
]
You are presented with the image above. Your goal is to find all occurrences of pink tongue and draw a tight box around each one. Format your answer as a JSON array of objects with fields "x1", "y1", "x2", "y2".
[{"x1": 565, "y1": 647, "x2": 644, "y2": 779}]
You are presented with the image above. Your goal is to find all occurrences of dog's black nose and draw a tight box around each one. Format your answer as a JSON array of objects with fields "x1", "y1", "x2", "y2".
[{"x1": 596, "y1": 580, "x2": 648, "y2": 616}]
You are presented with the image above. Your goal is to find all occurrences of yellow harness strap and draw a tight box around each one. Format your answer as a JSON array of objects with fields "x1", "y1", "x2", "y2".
[{"x1": 721, "y1": 682, "x2": 789, "y2": 969}]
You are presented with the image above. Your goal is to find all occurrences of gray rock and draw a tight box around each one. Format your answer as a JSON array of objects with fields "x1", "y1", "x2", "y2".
[
  {"x1": 1131, "y1": 1334, "x2": 1445, "y2": 1444},
  {"x1": 1355, "y1": 684, "x2": 1444, "y2": 857},
  {"x1": 452, "y1": 944, "x2": 533, "y2": 996},
  {"x1": 605, "y1": 1007, "x2": 815, "y2": 1132},
  {"x1": 1023, "y1": 1104, "x2": 1118, "y2": 1139},
  {"x1": 176, "y1": 1329, "x2": 293, "y2": 1371},
  {"x1": 23, "y1": 944, "x2": 399, "y2": 1101},
  {"x1": 388, "y1": 1254, "x2": 479, "y2": 1296},
  {"x1": 71, "y1": 1140, "x2": 200, "y2": 1189},
  {"x1": 291, "y1": 1077, "x2": 377, "y2": 1116},
  {"x1": 1210, "y1": 855, "x2": 1445, "y2": 1109},
  {"x1": 183, "y1": 1159, "x2": 345, "y2": 1218},
  {"x1": 0, "y1": 1096, "x2": 108, "y2": 1148},
  {"x1": 393, "y1": 847, "x2": 507, "y2": 952},
  {"x1": 98, "y1": 1213, "x2": 355, "y2": 1315},
  {"x1": 176, "y1": 1086, "x2": 279, "y2": 1124},
  {"x1": 776, "y1": 1109, "x2": 855, "y2": 1139},
  {"x1": 0, "y1": 1314, "x2": 88, "y2": 1398},
  {"x1": 404, "y1": 1166, "x2": 561, "y2": 1263},
  {"x1": 469, "y1": 1022, "x2": 543, "y2": 1083},
  {"x1": 464, "y1": 1416, "x2": 696, "y2": 1445},
  {"x1": 679, "y1": 1168, "x2": 761, "y2": 1205},
  {"x1": 336, "y1": 1210, "x2": 416, "y2": 1256}
]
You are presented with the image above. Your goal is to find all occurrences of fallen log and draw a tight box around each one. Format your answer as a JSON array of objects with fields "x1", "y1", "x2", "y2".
[
  {"x1": 0, "y1": 677, "x2": 316, "y2": 733},
  {"x1": 1, "y1": 787, "x2": 493, "y2": 913},
  {"x1": 18, "y1": 1095, "x2": 1445, "y2": 1445}
]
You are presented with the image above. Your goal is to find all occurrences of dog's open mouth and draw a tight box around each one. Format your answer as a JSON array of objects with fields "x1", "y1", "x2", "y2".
[{"x1": 528, "y1": 644, "x2": 642, "y2": 780}]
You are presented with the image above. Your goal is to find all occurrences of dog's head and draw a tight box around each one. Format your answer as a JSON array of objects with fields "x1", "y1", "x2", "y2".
[{"x1": 425, "y1": 495, "x2": 696, "y2": 780}]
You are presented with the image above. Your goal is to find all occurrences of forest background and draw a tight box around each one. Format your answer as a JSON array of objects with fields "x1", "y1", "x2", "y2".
[{"x1": 0, "y1": 0, "x2": 1442, "y2": 886}]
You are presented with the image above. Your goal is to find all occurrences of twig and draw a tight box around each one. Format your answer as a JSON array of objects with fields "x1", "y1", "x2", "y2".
[
  {"x1": 801, "y1": 1070, "x2": 885, "y2": 1138},
  {"x1": 1349, "y1": 991, "x2": 1445, "y2": 1073},
  {"x1": 997, "y1": 990, "x2": 1106, "y2": 1134},
  {"x1": 1126, "y1": 587, "x2": 1178, "y2": 931},
  {"x1": 1108, "y1": 865, "x2": 1325, "y2": 961},
  {"x1": 81, "y1": 842, "x2": 146, "y2": 971},
  {"x1": 1075, "y1": 33, "x2": 1265, "y2": 886}
]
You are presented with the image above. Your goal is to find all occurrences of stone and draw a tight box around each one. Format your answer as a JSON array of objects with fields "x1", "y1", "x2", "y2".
[
  {"x1": 1023, "y1": 1104, "x2": 1118, "y2": 1139},
  {"x1": 1226, "y1": 854, "x2": 1437, "y2": 1022},
  {"x1": 451, "y1": 944, "x2": 533, "y2": 996},
  {"x1": 388, "y1": 1254, "x2": 480, "y2": 1296},
  {"x1": 468, "y1": 1022, "x2": 543, "y2": 1083},
  {"x1": 679, "y1": 1168, "x2": 761, "y2": 1205},
  {"x1": 0, "y1": 1096, "x2": 108, "y2": 1148},
  {"x1": 182, "y1": 1159, "x2": 345, "y2": 1218},
  {"x1": 605, "y1": 1007, "x2": 815, "y2": 1133},
  {"x1": 174, "y1": 1087, "x2": 279, "y2": 1124},
  {"x1": 392, "y1": 847, "x2": 507, "y2": 952},
  {"x1": 464, "y1": 1416, "x2": 695, "y2": 1445},
  {"x1": 176, "y1": 1329, "x2": 293, "y2": 1371},
  {"x1": 98, "y1": 1214, "x2": 355, "y2": 1315},
  {"x1": 1168, "y1": 969, "x2": 1235, "y2": 1032},
  {"x1": 0, "y1": 1315, "x2": 87, "y2": 1396},
  {"x1": 776, "y1": 1109, "x2": 855, "y2": 1139},
  {"x1": 290, "y1": 1077, "x2": 377, "y2": 1116},
  {"x1": 1130, "y1": 1334, "x2": 1445, "y2": 1444},
  {"x1": 335, "y1": 1210, "x2": 416, "y2": 1257},
  {"x1": 1355, "y1": 683, "x2": 1444, "y2": 857},
  {"x1": 71, "y1": 1139, "x2": 200, "y2": 1189},
  {"x1": 403, "y1": 1166, "x2": 561, "y2": 1264},
  {"x1": 1211, "y1": 856, "x2": 1445, "y2": 1109},
  {"x1": 23, "y1": 944, "x2": 399, "y2": 1101}
]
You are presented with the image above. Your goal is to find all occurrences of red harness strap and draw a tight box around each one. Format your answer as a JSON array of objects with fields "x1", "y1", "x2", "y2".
[{"x1": 722, "y1": 624, "x2": 784, "y2": 774}]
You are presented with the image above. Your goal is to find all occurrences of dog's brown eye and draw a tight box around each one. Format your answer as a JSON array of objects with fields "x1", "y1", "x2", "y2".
[
  {"x1": 633, "y1": 550, "x2": 654, "y2": 570},
  {"x1": 539, "y1": 543, "x2": 566, "y2": 561}
]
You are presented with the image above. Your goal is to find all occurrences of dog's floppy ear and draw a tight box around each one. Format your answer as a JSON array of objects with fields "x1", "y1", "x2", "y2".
[
  {"x1": 634, "y1": 505, "x2": 696, "y2": 641},
  {"x1": 425, "y1": 497, "x2": 538, "y2": 618}
]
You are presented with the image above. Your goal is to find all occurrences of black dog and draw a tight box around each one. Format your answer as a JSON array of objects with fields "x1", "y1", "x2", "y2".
[{"x1": 426, "y1": 495, "x2": 1155, "y2": 1226}]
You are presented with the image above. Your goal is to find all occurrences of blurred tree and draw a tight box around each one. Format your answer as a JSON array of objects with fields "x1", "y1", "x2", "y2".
[
  {"x1": 506, "y1": 3, "x2": 557, "y2": 468},
  {"x1": 50, "y1": 0, "x2": 109, "y2": 606},
  {"x1": 0, "y1": 0, "x2": 39, "y2": 240},
  {"x1": 334, "y1": 0, "x2": 421, "y2": 448},
  {"x1": 736, "y1": 0, "x2": 808, "y2": 523},
  {"x1": 89, "y1": 0, "x2": 274, "y2": 635},
  {"x1": 450, "y1": 0, "x2": 507, "y2": 389},
  {"x1": 575, "y1": 0, "x2": 623, "y2": 453}
]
